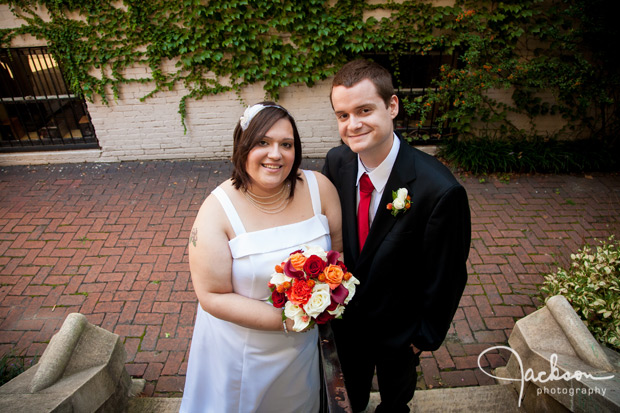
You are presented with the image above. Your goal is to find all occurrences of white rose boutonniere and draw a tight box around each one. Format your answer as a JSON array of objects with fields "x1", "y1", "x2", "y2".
[{"x1": 387, "y1": 187, "x2": 411, "y2": 217}]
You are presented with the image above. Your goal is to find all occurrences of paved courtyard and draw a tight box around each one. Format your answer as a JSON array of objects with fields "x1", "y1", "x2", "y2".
[{"x1": 0, "y1": 158, "x2": 618, "y2": 397}]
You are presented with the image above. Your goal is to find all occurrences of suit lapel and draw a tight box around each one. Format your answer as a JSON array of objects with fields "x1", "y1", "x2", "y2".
[{"x1": 358, "y1": 141, "x2": 418, "y2": 265}]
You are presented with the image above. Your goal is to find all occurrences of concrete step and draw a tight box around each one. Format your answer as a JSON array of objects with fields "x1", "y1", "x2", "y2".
[
  {"x1": 365, "y1": 384, "x2": 525, "y2": 413},
  {"x1": 128, "y1": 397, "x2": 182, "y2": 413},
  {"x1": 128, "y1": 384, "x2": 524, "y2": 413}
]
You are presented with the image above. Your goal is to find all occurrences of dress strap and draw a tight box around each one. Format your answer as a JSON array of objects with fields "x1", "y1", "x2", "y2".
[
  {"x1": 302, "y1": 170, "x2": 322, "y2": 216},
  {"x1": 212, "y1": 187, "x2": 247, "y2": 237}
]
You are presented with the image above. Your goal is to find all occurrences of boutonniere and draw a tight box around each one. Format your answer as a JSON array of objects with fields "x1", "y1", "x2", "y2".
[{"x1": 387, "y1": 188, "x2": 411, "y2": 217}]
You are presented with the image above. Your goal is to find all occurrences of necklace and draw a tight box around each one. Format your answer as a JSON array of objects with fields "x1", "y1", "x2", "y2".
[{"x1": 243, "y1": 182, "x2": 291, "y2": 214}]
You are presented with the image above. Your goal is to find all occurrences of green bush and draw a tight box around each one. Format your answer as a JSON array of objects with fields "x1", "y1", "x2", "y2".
[
  {"x1": 541, "y1": 236, "x2": 620, "y2": 352},
  {"x1": 0, "y1": 350, "x2": 29, "y2": 386},
  {"x1": 438, "y1": 136, "x2": 618, "y2": 174}
]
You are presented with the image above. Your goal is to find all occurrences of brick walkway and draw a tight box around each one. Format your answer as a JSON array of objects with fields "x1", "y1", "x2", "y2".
[{"x1": 1, "y1": 159, "x2": 619, "y2": 397}]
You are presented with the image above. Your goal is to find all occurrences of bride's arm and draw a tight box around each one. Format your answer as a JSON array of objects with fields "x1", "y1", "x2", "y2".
[{"x1": 188, "y1": 192, "x2": 293, "y2": 332}]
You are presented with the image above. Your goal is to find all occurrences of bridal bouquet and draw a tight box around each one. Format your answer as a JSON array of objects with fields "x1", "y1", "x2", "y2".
[{"x1": 268, "y1": 245, "x2": 359, "y2": 332}]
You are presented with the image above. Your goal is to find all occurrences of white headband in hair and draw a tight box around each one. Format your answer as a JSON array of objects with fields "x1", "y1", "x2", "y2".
[{"x1": 239, "y1": 104, "x2": 286, "y2": 131}]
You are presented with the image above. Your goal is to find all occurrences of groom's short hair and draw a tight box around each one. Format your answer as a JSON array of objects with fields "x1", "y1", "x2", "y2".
[{"x1": 331, "y1": 59, "x2": 395, "y2": 108}]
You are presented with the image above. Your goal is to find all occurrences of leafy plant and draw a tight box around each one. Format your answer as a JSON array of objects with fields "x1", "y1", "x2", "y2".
[
  {"x1": 1, "y1": 0, "x2": 618, "y2": 145},
  {"x1": 406, "y1": 0, "x2": 620, "y2": 145},
  {"x1": 438, "y1": 136, "x2": 617, "y2": 174},
  {"x1": 1, "y1": 0, "x2": 374, "y2": 128},
  {"x1": 541, "y1": 236, "x2": 620, "y2": 352},
  {"x1": 0, "y1": 349, "x2": 31, "y2": 386}
]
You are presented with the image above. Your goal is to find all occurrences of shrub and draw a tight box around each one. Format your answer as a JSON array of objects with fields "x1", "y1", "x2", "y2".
[
  {"x1": 0, "y1": 349, "x2": 29, "y2": 386},
  {"x1": 541, "y1": 236, "x2": 620, "y2": 352},
  {"x1": 438, "y1": 136, "x2": 618, "y2": 174}
]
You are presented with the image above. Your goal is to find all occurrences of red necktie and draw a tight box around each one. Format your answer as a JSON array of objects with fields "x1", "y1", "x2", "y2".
[{"x1": 357, "y1": 173, "x2": 374, "y2": 252}]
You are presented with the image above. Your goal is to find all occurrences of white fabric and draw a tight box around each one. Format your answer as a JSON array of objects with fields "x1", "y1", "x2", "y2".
[
  {"x1": 356, "y1": 133, "x2": 400, "y2": 225},
  {"x1": 180, "y1": 170, "x2": 329, "y2": 413}
]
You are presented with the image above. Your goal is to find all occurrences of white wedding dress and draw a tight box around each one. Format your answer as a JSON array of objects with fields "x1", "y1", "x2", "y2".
[{"x1": 180, "y1": 170, "x2": 330, "y2": 413}]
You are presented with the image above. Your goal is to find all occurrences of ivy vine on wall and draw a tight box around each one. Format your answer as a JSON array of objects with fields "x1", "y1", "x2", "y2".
[
  {"x1": 2, "y1": 0, "x2": 379, "y2": 130},
  {"x1": 1, "y1": 0, "x2": 617, "y2": 142}
]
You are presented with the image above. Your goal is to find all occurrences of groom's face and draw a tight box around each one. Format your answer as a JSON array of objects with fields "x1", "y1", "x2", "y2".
[{"x1": 331, "y1": 79, "x2": 398, "y2": 168}]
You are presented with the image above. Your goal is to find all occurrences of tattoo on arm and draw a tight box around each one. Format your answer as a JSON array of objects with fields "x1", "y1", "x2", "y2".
[{"x1": 190, "y1": 227, "x2": 198, "y2": 247}]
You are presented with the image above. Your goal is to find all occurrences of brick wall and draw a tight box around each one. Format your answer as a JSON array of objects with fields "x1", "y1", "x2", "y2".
[
  {"x1": 84, "y1": 77, "x2": 339, "y2": 163},
  {"x1": 0, "y1": 70, "x2": 340, "y2": 165},
  {"x1": 0, "y1": 83, "x2": 340, "y2": 165}
]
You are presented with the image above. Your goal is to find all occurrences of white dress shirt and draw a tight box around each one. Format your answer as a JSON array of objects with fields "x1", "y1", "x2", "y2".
[{"x1": 356, "y1": 134, "x2": 400, "y2": 226}]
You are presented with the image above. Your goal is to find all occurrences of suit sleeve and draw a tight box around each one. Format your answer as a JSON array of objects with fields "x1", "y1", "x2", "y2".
[
  {"x1": 413, "y1": 184, "x2": 471, "y2": 351},
  {"x1": 321, "y1": 151, "x2": 334, "y2": 182}
]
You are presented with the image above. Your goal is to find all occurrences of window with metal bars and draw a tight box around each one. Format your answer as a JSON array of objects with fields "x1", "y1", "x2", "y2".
[
  {"x1": 366, "y1": 52, "x2": 459, "y2": 144},
  {"x1": 0, "y1": 47, "x2": 99, "y2": 153}
]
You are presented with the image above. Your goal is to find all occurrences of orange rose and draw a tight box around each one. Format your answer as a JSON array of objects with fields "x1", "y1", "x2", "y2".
[
  {"x1": 286, "y1": 279, "x2": 313, "y2": 306},
  {"x1": 289, "y1": 253, "x2": 307, "y2": 270},
  {"x1": 323, "y1": 264, "x2": 344, "y2": 289}
]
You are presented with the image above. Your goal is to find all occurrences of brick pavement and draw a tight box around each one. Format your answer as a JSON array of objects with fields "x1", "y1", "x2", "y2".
[{"x1": 0, "y1": 159, "x2": 619, "y2": 397}]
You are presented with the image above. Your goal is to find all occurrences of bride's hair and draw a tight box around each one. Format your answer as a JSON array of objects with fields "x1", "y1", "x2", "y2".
[{"x1": 231, "y1": 101, "x2": 302, "y2": 197}]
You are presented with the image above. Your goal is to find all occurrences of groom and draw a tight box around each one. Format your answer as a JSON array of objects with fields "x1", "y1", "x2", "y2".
[{"x1": 322, "y1": 59, "x2": 471, "y2": 412}]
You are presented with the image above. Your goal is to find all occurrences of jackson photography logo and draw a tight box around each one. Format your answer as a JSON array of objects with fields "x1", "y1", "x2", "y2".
[{"x1": 477, "y1": 346, "x2": 615, "y2": 407}]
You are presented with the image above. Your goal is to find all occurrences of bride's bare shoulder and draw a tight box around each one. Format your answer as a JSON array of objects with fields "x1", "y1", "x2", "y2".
[{"x1": 195, "y1": 180, "x2": 235, "y2": 227}]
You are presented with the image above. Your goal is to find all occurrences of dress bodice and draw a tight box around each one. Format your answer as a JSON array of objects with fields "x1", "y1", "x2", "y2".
[{"x1": 211, "y1": 169, "x2": 332, "y2": 300}]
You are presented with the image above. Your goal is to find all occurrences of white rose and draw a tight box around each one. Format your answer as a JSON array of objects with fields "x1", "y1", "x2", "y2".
[
  {"x1": 284, "y1": 301, "x2": 311, "y2": 332},
  {"x1": 342, "y1": 275, "x2": 360, "y2": 305},
  {"x1": 269, "y1": 272, "x2": 292, "y2": 286},
  {"x1": 393, "y1": 198, "x2": 406, "y2": 210},
  {"x1": 397, "y1": 188, "x2": 408, "y2": 201},
  {"x1": 302, "y1": 245, "x2": 328, "y2": 260},
  {"x1": 303, "y1": 283, "x2": 331, "y2": 317}
]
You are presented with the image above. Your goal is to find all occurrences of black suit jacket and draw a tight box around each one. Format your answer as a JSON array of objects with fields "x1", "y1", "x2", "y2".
[{"x1": 322, "y1": 138, "x2": 471, "y2": 351}]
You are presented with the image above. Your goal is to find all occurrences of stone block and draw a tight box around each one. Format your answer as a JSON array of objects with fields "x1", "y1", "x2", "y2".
[
  {"x1": 497, "y1": 295, "x2": 620, "y2": 412},
  {"x1": 0, "y1": 313, "x2": 132, "y2": 412}
]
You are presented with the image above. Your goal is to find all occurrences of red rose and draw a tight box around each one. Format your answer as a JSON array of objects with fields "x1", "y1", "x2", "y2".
[
  {"x1": 303, "y1": 255, "x2": 326, "y2": 278},
  {"x1": 271, "y1": 290, "x2": 287, "y2": 308}
]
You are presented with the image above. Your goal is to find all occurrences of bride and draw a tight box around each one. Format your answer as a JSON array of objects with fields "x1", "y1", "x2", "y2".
[{"x1": 180, "y1": 102, "x2": 342, "y2": 412}]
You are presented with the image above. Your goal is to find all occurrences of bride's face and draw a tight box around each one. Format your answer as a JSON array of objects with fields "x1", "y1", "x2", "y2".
[{"x1": 245, "y1": 118, "x2": 295, "y2": 195}]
